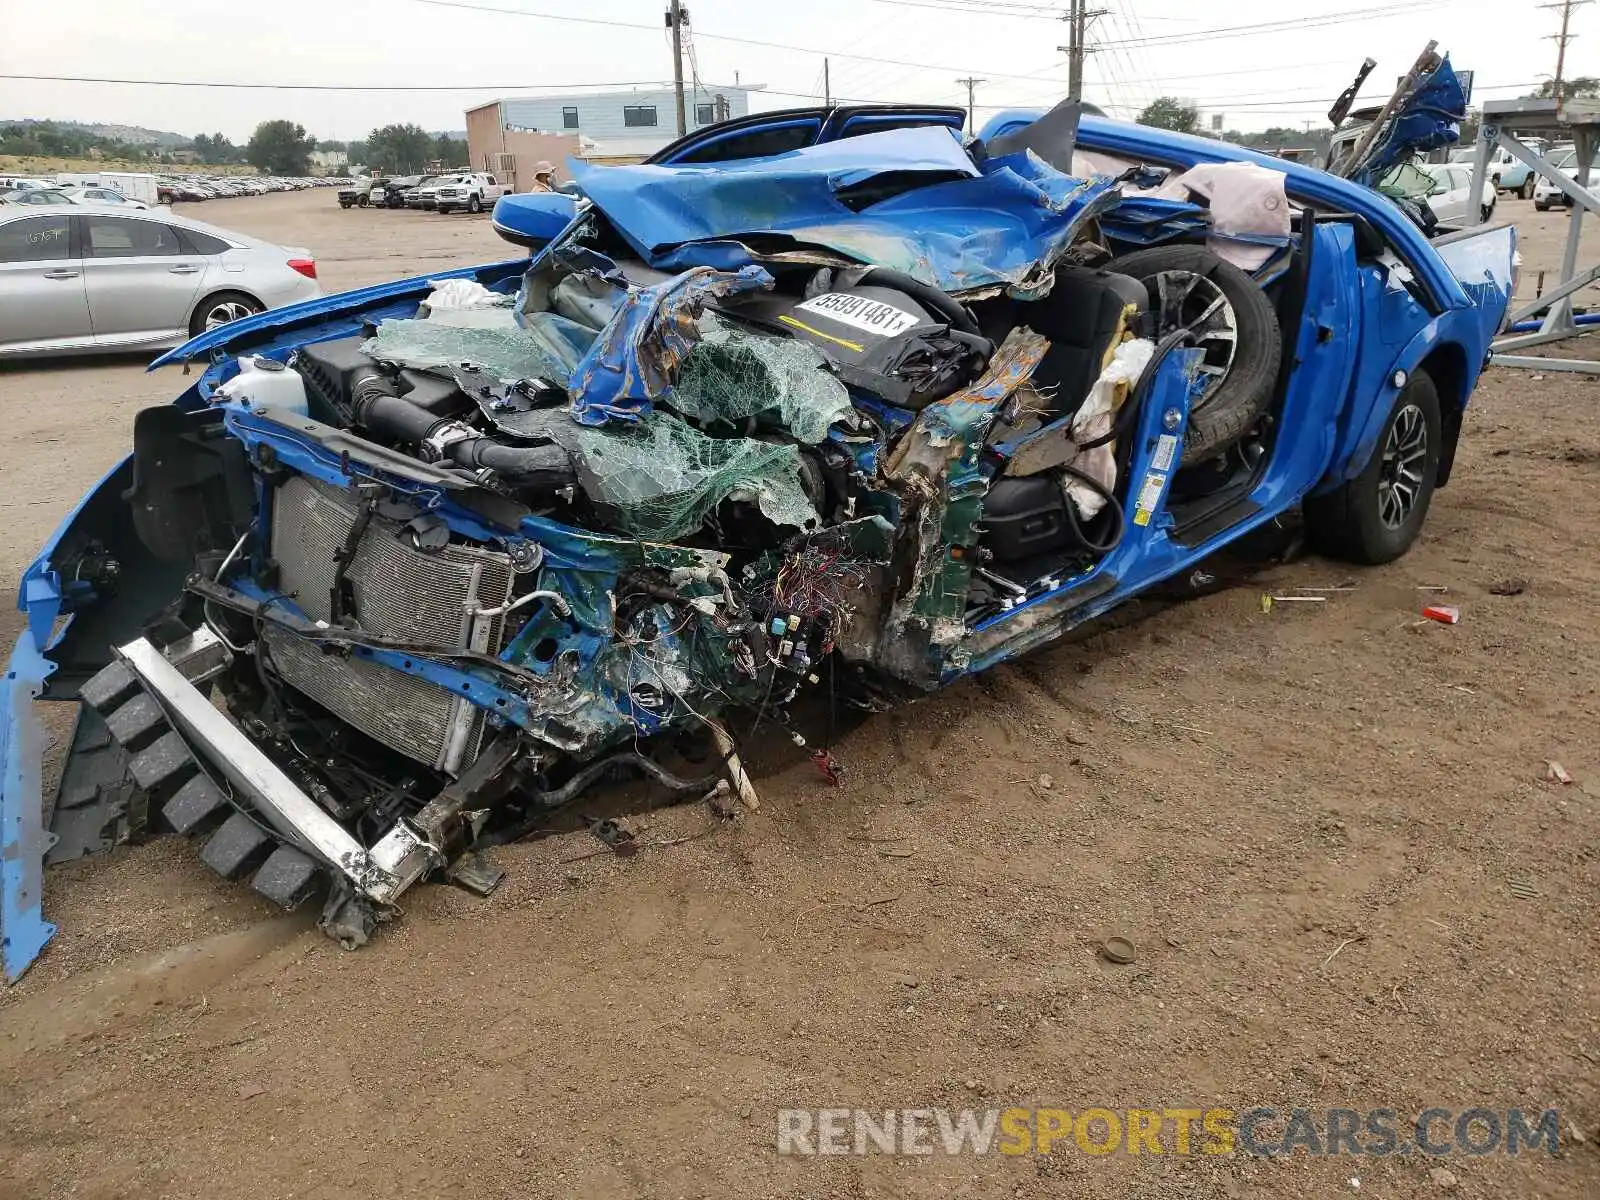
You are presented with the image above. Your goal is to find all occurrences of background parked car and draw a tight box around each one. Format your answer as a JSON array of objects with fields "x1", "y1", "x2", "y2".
[
  {"x1": 55, "y1": 171, "x2": 159, "y2": 206},
  {"x1": 1419, "y1": 162, "x2": 1497, "y2": 224},
  {"x1": 56, "y1": 185, "x2": 152, "y2": 210},
  {"x1": 1448, "y1": 144, "x2": 1539, "y2": 199},
  {"x1": 1, "y1": 189, "x2": 76, "y2": 208},
  {"x1": 381, "y1": 176, "x2": 422, "y2": 208},
  {"x1": 1534, "y1": 149, "x2": 1600, "y2": 210},
  {"x1": 0, "y1": 204, "x2": 320, "y2": 358},
  {"x1": 338, "y1": 177, "x2": 388, "y2": 208},
  {"x1": 404, "y1": 175, "x2": 444, "y2": 209},
  {"x1": 433, "y1": 172, "x2": 507, "y2": 214}
]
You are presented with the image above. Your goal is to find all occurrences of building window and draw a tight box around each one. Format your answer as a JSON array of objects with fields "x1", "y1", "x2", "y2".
[
  {"x1": 562, "y1": 106, "x2": 579, "y2": 129},
  {"x1": 695, "y1": 102, "x2": 715, "y2": 125},
  {"x1": 623, "y1": 104, "x2": 658, "y2": 128}
]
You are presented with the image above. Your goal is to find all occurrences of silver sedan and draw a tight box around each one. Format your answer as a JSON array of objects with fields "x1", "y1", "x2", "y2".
[{"x1": 0, "y1": 204, "x2": 322, "y2": 358}]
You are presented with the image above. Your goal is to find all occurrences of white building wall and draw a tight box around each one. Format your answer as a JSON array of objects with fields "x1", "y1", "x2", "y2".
[{"x1": 498, "y1": 86, "x2": 753, "y2": 149}]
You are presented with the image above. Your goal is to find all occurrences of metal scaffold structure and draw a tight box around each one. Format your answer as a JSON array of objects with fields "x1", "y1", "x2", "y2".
[{"x1": 1467, "y1": 96, "x2": 1600, "y2": 373}]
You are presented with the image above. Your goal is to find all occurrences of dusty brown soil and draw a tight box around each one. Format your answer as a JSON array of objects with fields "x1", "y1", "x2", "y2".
[{"x1": 0, "y1": 190, "x2": 1596, "y2": 1200}]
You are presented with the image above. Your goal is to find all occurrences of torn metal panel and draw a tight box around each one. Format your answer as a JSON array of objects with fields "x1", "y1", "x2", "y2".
[
  {"x1": 567, "y1": 264, "x2": 774, "y2": 426},
  {"x1": 877, "y1": 328, "x2": 1049, "y2": 685}
]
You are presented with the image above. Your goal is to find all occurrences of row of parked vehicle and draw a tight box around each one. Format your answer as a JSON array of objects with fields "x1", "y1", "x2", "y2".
[
  {"x1": 159, "y1": 175, "x2": 349, "y2": 204},
  {"x1": 338, "y1": 171, "x2": 507, "y2": 214}
]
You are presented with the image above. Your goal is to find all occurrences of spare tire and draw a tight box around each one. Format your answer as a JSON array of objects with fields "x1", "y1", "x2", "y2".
[{"x1": 1109, "y1": 245, "x2": 1282, "y2": 467}]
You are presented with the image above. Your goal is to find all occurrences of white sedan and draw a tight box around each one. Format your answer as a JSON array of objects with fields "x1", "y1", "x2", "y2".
[
  {"x1": 0, "y1": 203, "x2": 321, "y2": 358},
  {"x1": 1418, "y1": 163, "x2": 1497, "y2": 225},
  {"x1": 57, "y1": 185, "x2": 151, "y2": 210}
]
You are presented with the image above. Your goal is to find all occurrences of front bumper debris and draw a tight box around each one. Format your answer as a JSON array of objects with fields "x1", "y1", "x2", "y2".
[{"x1": 104, "y1": 637, "x2": 442, "y2": 920}]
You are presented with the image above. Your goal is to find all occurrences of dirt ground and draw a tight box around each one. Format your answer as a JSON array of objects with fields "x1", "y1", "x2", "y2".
[{"x1": 0, "y1": 189, "x2": 1596, "y2": 1200}]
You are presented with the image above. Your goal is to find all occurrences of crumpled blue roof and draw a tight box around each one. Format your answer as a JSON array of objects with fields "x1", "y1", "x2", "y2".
[{"x1": 569, "y1": 125, "x2": 1121, "y2": 297}]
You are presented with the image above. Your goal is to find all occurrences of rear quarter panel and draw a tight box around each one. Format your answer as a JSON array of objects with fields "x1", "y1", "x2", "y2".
[{"x1": 1320, "y1": 224, "x2": 1513, "y2": 488}]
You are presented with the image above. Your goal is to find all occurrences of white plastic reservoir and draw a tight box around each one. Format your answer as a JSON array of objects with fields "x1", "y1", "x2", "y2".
[{"x1": 216, "y1": 356, "x2": 309, "y2": 416}]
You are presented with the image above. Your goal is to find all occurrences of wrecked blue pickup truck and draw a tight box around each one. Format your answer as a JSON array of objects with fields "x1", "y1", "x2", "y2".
[{"x1": 1, "y1": 99, "x2": 1514, "y2": 978}]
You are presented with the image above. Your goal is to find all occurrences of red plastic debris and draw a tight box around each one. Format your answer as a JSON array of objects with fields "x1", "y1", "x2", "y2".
[
  {"x1": 1422, "y1": 604, "x2": 1461, "y2": 625},
  {"x1": 810, "y1": 748, "x2": 844, "y2": 786}
]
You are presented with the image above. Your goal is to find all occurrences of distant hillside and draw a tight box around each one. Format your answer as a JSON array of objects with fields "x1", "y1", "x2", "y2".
[{"x1": 0, "y1": 118, "x2": 188, "y2": 148}]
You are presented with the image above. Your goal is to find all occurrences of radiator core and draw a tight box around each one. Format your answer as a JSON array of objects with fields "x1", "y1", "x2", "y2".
[{"x1": 267, "y1": 474, "x2": 514, "y2": 773}]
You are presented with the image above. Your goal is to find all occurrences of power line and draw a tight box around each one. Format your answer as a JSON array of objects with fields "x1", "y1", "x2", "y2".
[
  {"x1": 0, "y1": 72, "x2": 679, "y2": 92},
  {"x1": 1093, "y1": 0, "x2": 1452, "y2": 49},
  {"x1": 859, "y1": 0, "x2": 1068, "y2": 15},
  {"x1": 1097, "y1": 79, "x2": 1541, "y2": 115},
  {"x1": 391, "y1": 0, "x2": 1456, "y2": 87}
]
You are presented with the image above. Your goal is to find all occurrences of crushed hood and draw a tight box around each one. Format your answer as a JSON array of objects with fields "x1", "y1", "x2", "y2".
[{"x1": 570, "y1": 125, "x2": 1122, "y2": 297}]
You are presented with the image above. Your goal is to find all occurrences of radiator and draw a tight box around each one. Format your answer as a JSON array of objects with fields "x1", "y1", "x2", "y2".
[{"x1": 267, "y1": 475, "x2": 514, "y2": 774}]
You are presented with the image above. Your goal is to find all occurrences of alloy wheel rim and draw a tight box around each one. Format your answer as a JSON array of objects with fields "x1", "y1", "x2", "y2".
[
  {"x1": 205, "y1": 301, "x2": 255, "y2": 330},
  {"x1": 1378, "y1": 402, "x2": 1428, "y2": 529},
  {"x1": 1148, "y1": 269, "x2": 1238, "y2": 389}
]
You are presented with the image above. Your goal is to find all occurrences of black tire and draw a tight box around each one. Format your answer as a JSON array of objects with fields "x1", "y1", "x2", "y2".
[
  {"x1": 339, "y1": 200, "x2": 352, "y2": 209},
  {"x1": 467, "y1": 194, "x2": 483, "y2": 214},
  {"x1": 190, "y1": 290, "x2": 265, "y2": 337},
  {"x1": 1520, "y1": 177, "x2": 1535, "y2": 200},
  {"x1": 1303, "y1": 370, "x2": 1441, "y2": 565},
  {"x1": 1109, "y1": 245, "x2": 1282, "y2": 467},
  {"x1": 356, "y1": 194, "x2": 369, "y2": 207},
  {"x1": 1481, "y1": 201, "x2": 1495, "y2": 222}
]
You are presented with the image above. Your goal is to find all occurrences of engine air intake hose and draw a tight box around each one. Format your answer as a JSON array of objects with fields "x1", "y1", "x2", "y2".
[{"x1": 351, "y1": 370, "x2": 576, "y2": 494}]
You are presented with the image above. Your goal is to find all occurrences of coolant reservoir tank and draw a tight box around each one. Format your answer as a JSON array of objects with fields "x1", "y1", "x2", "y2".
[{"x1": 216, "y1": 355, "x2": 309, "y2": 416}]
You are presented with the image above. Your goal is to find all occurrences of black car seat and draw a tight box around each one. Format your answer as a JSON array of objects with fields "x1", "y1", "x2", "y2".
[{"x1": 1025, "y1": 265, "x2": 1148, "y2": 420}]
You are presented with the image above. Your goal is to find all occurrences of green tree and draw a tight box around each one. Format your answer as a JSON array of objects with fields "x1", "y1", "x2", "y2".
[
  {"x1": 364, "y1": 123, "x2": 435, "y2": 173},
  {"x1": 1136, "y1": 97, "x2": 1199, "y2": 134},
  {"x1": 1527, "y1": 77, "x2": 1600, "y2": 101},
  {"x1": 246, "y1": 120, "x2": 316, "y2": 174},
  {"x1": 192, "y1": 132, "x2": 242, "y2": 164},
  {"x1": 346, "y1": 139, "x2": 368, "y2": 165},
  {"x1": 432, "y1": 133, "x2": 468, "y2": 167}
]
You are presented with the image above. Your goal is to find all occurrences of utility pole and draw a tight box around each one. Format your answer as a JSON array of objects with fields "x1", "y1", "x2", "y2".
[
  {"x1": 824, "y1": 58, "x2": 831, "y2": 107},
  {"x1": 1056, "y1": 0, "x2": 1105, "y2": 104},
  {"x1": 956, "y1": 76, "x2": 984, "y2": 129},
  {"x1": 667, "y1": 0, "x2": 687, "y2": 136},
  {"x1": 1541, "y1": 0, "x2": 1592, "y2": 100}
]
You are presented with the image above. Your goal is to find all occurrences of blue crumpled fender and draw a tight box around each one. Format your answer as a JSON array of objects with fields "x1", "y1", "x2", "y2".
[
  {"x1": 1, "y1": 628, "x2": 58, "y2": 982},
  {"x1": 566, "y1": 263, "x2": 773, "y2": 425},
  {"x1": 1, "y1": 457, "x2": 135, "y2": 981}
]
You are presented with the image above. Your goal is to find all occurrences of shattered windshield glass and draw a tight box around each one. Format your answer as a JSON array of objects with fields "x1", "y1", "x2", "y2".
[
  {"x1": 669, "y1": 313, "x2": 855, "y2": 441},
  {"x1": 569, "y1": 410, "x2": 820, "y2": 542}
]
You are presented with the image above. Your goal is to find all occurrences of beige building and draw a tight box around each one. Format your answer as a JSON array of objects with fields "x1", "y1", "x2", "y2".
[
  {"x1": 467, "y1": 84, "x2": 759, "y2": 185},
  {"x1": 466, "y1": 102, "x2": 579, "y2": 193}
]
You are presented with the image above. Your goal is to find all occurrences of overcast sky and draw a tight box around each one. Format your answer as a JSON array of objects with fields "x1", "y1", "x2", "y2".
[{"x1": 0, "y1": 0, "x2": 1577, "y2": 143}]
